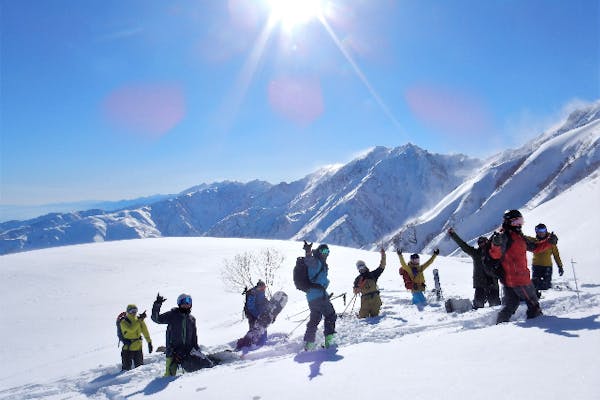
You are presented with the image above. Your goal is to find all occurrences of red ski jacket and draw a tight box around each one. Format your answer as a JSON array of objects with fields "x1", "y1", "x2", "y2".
[{"x1": 489, "y1": 229, "x2": 553, "y2": 287}]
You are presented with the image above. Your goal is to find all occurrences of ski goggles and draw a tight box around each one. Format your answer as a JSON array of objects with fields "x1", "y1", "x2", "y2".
[
  {"x1": 535, "y1": 227, "x2": 547, "y2": 233},
  {"x1": 127, "y1": 307, "x2": 138, "y2": 314},
  {"x1": 319, "y1": 248, "x2": 330, "y2": 255},
  {"x1": 179, "y1": 296, "x2": 192, "y2": 306},
  {"x1": 508, "y1": 217, "x2": 524, "y2": 227}
]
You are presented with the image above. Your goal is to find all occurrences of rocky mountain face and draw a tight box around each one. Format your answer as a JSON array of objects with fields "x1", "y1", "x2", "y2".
[{"x1": 1, "y1": 102, "x2": 598, "y2": 255}]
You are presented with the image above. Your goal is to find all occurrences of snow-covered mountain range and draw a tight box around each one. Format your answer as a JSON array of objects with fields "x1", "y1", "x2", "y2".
[{"x1": 1, "y1": 102, "x2": 599, "y2": 256}]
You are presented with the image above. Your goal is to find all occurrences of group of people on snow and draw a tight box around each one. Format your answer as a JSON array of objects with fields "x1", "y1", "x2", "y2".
[{"x1": 117, "y1": 208, "x2": 562, "y2": 374}]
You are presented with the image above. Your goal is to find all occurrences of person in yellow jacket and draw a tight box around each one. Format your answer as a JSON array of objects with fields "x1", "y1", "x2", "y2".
[
  {"x1": 530, "y1": 223, "x2": 564, "y2": 298},
  {"x1": 397, "y1": 249, "x2": 439, "y2": 307},
  {"x1": 120, "y1": 304, "x2": 153, "y2": 371}
]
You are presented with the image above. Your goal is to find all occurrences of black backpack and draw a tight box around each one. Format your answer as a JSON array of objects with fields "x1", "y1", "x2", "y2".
[
  {"x1": 293, "y1": 257, "x2": 311, "y2": 292},
  {"x1": 116, "y1": 311, "x2": 131, "y2": 346}
]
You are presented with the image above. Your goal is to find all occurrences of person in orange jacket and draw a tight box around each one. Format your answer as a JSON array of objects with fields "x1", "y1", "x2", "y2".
[{"x1": 488, "y1": 210, "x2": 557, "y2": 324}]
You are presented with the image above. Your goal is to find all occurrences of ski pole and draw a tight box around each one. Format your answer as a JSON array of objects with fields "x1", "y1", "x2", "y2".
[
  {"x1": 287, "y1": 313, "x2": 310, "y2": 337},
  {"x1": 285, "y1": 307, "x2": 310, "y2": 320},
  {"x1": 339, "y1": 293, "x2": 358, "y2": 318},
  {"x1": 571, "y1": 258, "x2": 581, "y2": 304}
]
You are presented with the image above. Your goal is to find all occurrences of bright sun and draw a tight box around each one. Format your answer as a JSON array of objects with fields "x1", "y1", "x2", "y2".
[{"x1": 267, "y1": 0, "x2": 323, "y2": 30}]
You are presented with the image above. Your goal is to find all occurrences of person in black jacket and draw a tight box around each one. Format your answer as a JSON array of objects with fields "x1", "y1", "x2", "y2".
[
  {"x1": 353, "y1": 248, "x2": 386, "y2": 318},
  {"x1": 151, "y1": 293, "x2": 213, "y2": 376},
  {"x1": 448, "y1": 228, "x2": 500, "y2": 308}
]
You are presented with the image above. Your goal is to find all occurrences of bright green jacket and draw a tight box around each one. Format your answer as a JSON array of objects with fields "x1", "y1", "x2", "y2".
[{"x1": 120, "y1": 315, "x2": 152, "y2": 351}]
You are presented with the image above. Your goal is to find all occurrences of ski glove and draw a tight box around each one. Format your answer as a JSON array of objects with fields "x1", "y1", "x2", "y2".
[
  {"x1": 396, "y1": 248, "x2": 403, "y2": 256},
  {"x1": 303, "y1": 240, "x2": 313, "y2": 251},
  {"x1": 155, "y1": 293, "x2": 167, "y2": 304},
  {"x1": 148, "y1": 342, "x2": 153, "y2": 353},
  {"x1": 548, "y1": 232, "x2": 558, "y2": 245},
  {"x1": 558, "y1": 265, "x2": 564, "y2": 276},
  {"x1": 138, "y1": 310, "x2": 147, "y2": 320},
  {"x1": 433, "y1": 248, "x2": 440, "y2": 255}
]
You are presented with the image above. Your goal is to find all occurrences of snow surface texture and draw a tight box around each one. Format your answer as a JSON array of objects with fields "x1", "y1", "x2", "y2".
[{"x1": 0, "y1": 174, "x2": 599, "y2": 399}]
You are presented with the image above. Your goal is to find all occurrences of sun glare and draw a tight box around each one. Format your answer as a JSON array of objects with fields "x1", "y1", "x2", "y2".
[{"x1": 267, "y1": 0, "x2": 322, "y2": 30}]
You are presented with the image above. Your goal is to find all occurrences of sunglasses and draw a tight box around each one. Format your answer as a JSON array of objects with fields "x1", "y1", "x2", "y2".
[
  {"x1": 127, "y1": 308, "x2": 138, "y2": 314},
  {"x1": 509, "y1": 217, "x2": 524, "y2": 227}
]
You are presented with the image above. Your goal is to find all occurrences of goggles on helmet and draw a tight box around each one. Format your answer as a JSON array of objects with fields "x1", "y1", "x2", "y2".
[
  {"x1": 535, "y1": 226, "x2": 547, "y2": 233},
  {"x1": 319, "y1": 248, "x2": 330, "y2": 256},
  {"x1": 179, "y1": 296, "x2": 192, "y2": 306},
  {"x1": 127, "y1": 307, "x2": 138, "y2": 314}
]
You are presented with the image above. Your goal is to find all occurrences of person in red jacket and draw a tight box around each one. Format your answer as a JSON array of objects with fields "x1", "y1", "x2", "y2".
[{"x1": 489, "y1": 209, "x2": 557, "y2": 324}]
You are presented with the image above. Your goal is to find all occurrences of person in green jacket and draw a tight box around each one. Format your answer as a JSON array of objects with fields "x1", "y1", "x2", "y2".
[
  {"x1": 397, "y1": 248, "x2": 439, "y2": 307},
  {"x1": 447, "y1": 228, "x2": 500, "y2": 308},
  {"x1": 530, "y1": 223, "x2": 564, "y2": 298},
  {"x1": 120, "y1": 304, "x2": 153, "y2": 371},
  {"x1": 353, "y1": 248, "x2": 386, "y2": 318}
]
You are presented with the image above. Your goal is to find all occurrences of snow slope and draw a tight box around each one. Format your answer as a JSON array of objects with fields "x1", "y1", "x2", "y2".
[{"x1": 0, "y1": 175, "x2": 599, "y2": 400}]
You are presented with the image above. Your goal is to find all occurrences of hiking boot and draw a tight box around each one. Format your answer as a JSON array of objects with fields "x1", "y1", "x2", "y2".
[
  {"x1": 324, "y1": 334, "x2": 336, "y2": 348},
  {"x1": 304, "y1": 341, "x2": 316, "y2": 351}
]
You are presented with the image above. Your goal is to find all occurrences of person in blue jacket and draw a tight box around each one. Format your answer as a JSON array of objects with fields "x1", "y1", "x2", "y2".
[
  {"x1": 302, "y1": 242, "x2": 336, "y2": 350},
  {"x1": 236, "y1": 280, "x2": 268, "y2": 349}
]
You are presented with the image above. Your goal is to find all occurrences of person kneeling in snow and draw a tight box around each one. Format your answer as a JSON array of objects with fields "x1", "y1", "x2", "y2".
[
  {"x1": 353, "y1": 248, "x2": 386, "y2": 318},
  {"x1": 151, "y1": 293, "x2": 213, "y2": 376},
  {"x1": 398, "y1": 248, "x2": 439, "y2": 308},
  {"x1": 236, "y1": 280, "x2": 268, "y2": 349}
]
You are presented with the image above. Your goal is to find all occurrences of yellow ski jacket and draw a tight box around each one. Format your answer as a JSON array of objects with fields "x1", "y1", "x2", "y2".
[{"x1": 120, "y1": 314, "x2": 152, "y2": 351}]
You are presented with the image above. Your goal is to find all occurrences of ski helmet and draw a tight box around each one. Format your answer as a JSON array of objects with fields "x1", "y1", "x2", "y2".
[
  {"x1": 410, "y1": 253, "x2": 420, "y2": 261},
  {"x1": 503, "y1": 209, "x2": 524, "y2": 227},
  {"x1": 316, "y1": 244, "x2": 330, "y2": 257},
  {"x1": 256, "y1": 280, "x2": 266, "y2": 288},
  {"x1": 535, "y1": 223, "x2": 547, "y2": 233},
  {"x1": 477, "y1": 236, "x2": 488, "y2": 246},
  {"x1": 177, "y1": 293, "x2": 192, "y2": 307},
  {"x1": 356, "y1": 260, "x2": 367, "y2": 272}
]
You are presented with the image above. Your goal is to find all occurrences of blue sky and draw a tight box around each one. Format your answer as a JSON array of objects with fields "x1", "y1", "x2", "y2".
[{"x1": 1, "y1": 0, "x2": 598, "y2": 205}]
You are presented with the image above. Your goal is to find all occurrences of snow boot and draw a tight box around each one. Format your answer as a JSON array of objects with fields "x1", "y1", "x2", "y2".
[{"x1": 324, "y1": 334, "x2": 336, "y2": 348}]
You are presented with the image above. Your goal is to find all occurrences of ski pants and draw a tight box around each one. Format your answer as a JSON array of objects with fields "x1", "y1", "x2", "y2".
[
  {"x1": 303, "y1": 295, "x2": 336, "y2": 343},
  {"x1": 532, "y1": 265, "x2": 553, "y2": 291},
  {"x1": 358, "y1": 292, "x2": 382, "y2": 318},
  {"x1": 473, "y1": 286, "x2": 501, "y2": 308},
  {"x1": 496, "y1": 284, "x2": 542, "y2": 324},
  {"x1": 121, "y1": 349, "x2": 143, "y2": 371},
  {"x1": 411, "y1": 291, "x2": 426, "y2": 305}
]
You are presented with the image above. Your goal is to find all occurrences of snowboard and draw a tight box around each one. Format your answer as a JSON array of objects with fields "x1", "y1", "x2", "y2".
[
  {"x1": 432, "y1": 269, "x2": 443, "y2": 301},
  {"x1": 444, "y1": 298, "x2": 473, "y2": 313},
  {"x1": 236, "y1": 291, "x2": 288, "y2": 350}
]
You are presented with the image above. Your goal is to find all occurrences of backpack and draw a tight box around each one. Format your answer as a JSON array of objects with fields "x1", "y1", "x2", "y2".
[
  {"x1": 400, "y1": 268, "x2": 414, "y2": 290},
  {"x1": 293, "y1": 256, "x2": 325, "y2": 292},
  {"x1": 481, "y1": 233, "x2": 513, "y2": 284},
  {"x1": 293, "y1": 257, "x2": 311, "y2": 292},
  {"x1": 116, "y1": 311, "x2": 131, "y2": 346}
]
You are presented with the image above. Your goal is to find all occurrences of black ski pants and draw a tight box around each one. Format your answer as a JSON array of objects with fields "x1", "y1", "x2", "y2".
[
  {"x1": 121, "y1": 349, "x2": 143, "y2": 370},
  {"x1": 303, "y1": 295, "x2": 336, "y2": 343},
  {"x1": 473, "y1": 286, "x2": 501, "y2": 308},
  {"x1": 496, "y1": 284, "x2": 542, "y2": 324},
  {"x1": 532, "y1": 265, "x2": 553, "y2": 290}
]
